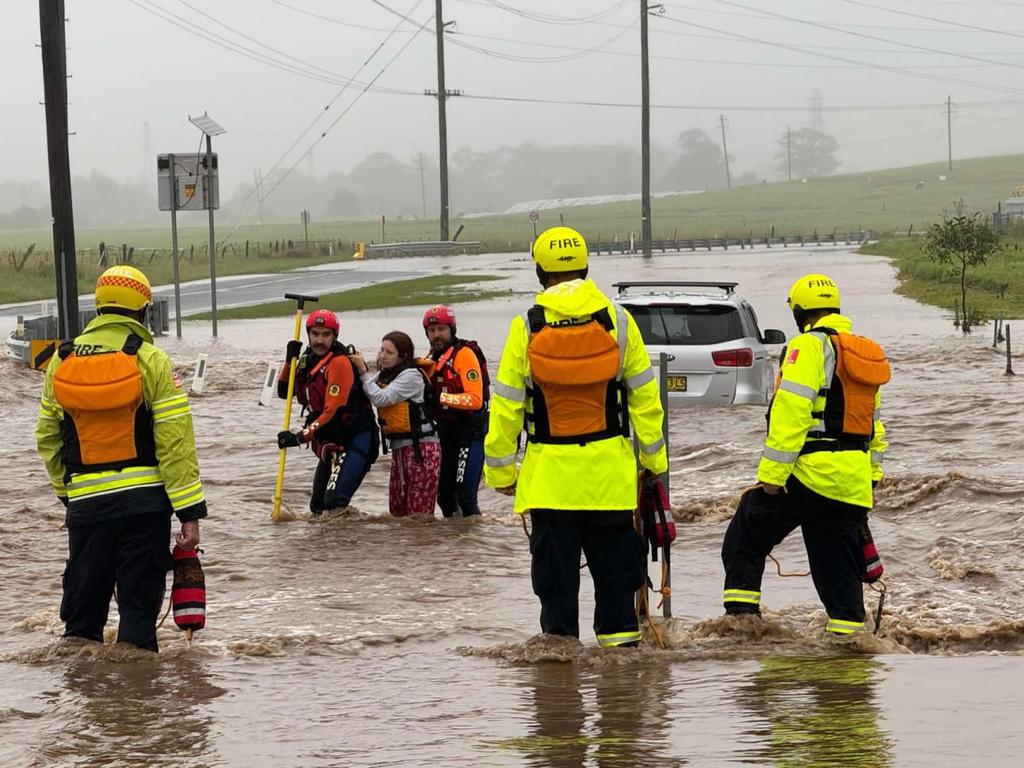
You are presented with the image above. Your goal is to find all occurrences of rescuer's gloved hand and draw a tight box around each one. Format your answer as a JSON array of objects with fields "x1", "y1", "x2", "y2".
[
  {"x1": 285, "y1": 340, "x2": 303, "y2": 364},
  {"x1": 277, "y1": 430, "x2": 303, "y2": 448}
]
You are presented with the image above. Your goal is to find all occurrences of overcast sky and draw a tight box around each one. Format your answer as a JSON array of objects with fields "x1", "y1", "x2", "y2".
[{"x1": 4, "y1": 0, "x2": 1024, "y2": 214}]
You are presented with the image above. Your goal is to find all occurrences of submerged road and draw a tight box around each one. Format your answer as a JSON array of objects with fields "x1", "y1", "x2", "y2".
[{"x1": 0, "y1": 263, "x2": 424, "y2": 325}]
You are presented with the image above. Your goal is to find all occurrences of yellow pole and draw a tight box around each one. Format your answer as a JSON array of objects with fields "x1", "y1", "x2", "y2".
[{"x1": 272, "y1": 307, "x2": 305, "y2": 521}]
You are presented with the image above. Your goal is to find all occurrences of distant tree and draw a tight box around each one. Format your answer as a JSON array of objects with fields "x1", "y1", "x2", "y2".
[
  {"x1": 924, "y1": 201, "x2": 1000, "y2": 333},
  {"x1": 325, "y1": 187, "x2": 361, "y2": 219},
  {"x1": 659, "y1": 129, "x2": 726, "y2": 191},
  {"x1": 776, "y1": 128, "x2": 839, "y2": 179},
  {"x1": 734, "y1": 170, "x2": 760, "y2": 187}
]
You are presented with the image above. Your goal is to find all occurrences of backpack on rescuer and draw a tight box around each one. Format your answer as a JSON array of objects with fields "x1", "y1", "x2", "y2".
[
  {"x1": 803, "y1": 329, "x2": 891, "y2": 454},
  {"x1": 524, "y1": 305, "x2": 629, "y2": 444},
  {"x1": 51, "y1": 333, "x2": 156, "y2": 474}
]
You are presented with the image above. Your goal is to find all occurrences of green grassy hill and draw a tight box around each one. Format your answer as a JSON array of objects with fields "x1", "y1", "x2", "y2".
[{"x1": 3, "y1": 154, "x2": 1023, "y2": 304}]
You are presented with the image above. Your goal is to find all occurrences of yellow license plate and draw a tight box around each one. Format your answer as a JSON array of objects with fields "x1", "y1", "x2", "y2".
[{"x1": 666, "y1": 375, "x2": 687, "y2": 392}]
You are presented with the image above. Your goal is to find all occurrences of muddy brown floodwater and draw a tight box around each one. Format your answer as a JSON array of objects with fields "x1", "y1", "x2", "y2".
[{"x1": 1, "y1": 246, "x2": 1022, "y2": 767}]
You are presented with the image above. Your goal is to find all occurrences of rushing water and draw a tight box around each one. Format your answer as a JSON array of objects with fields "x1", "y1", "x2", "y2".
[{"x1": 1, "y1": 246, "x2": 1022, "y2": 767}]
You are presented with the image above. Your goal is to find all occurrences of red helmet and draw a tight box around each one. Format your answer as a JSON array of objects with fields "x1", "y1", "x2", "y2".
[
  {"x1": 306, "y1": 309, "x2": 340, "y2": 334},
  {"x1": 422, "y1": 305, "x2": 456, "y2": 332}
]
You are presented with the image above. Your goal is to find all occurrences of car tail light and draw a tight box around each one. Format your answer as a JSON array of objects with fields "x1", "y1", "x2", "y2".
[{"x1": 712, "y1": 348, "x2": 753, "y2": 367}]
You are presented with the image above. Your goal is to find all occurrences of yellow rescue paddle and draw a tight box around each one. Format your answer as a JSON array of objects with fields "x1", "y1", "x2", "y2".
[{"x1": 272, "y1": 293, "x2": 318, "y2": 521}]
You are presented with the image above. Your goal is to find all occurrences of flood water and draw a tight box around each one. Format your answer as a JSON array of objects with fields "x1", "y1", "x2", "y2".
[{"x1": 1, "y1": 245, "x2": 1023, "y2": 767}]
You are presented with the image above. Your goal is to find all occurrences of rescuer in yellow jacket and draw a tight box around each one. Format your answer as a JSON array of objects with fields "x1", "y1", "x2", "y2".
[
  {"x1": 485, "y1": 226, "x2": 668, "y2": 648},
  {"x1": 35, "y1": 265, "x2": 207, "y2": 651},
  {"x1": 722, "y1": 273, "x2": 889, "y2": 635}
]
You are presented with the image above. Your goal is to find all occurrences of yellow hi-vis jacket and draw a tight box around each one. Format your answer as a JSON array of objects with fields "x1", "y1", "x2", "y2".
[
  {"x1": 35, "y1": 314, "x2": 207, "y2": 522},
  {"x1": 484, "y1": 278, "x2": 668, "y2": 514},
  {"x1": 758, "y1": 314, "x2": 887, "y2": 509}
]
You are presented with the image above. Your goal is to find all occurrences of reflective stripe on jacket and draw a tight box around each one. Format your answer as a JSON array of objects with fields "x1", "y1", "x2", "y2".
[
  {"x1": 758, "y1": 314, "x2": 887, "y2": 508},
  {"x1": 484, "y1": 278, "x2": 668, "y2": 514},
  {"x1": 35, "y1": 313, "x2": 207, "y2": 522}
]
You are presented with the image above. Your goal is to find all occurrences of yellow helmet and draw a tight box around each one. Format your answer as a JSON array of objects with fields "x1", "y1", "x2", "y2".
[
  {"x1": 95, "y1": 265, "x2": 153, "y2": 311},
  {"x1": 787, "y1": 273, "x2": 840, "y2": 312},
  {"x1": 532, "y1": 226, "x2": 589, "y2": 273}
]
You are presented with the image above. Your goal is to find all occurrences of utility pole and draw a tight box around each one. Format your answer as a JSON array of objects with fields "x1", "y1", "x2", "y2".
[
  {"x1": 787, "y1": 126, "x2": 792, "y2": 182},
  {"x1": 640, "y1": 0, "x2": 653, "y2": 258},
  {"x1": 254, "y1": 169, "x2": 264, "y2": 223},
  {"x1": 418, "y1": 153, "x2": 427, "y2": 220},
  {"x1": 39, "y1": 0, "x2": 79, "y2": 339},
  {"x1": 944, "y1": 94, "x2": 955, "y2": 173},
  {"x1": 719, "y1": 114, "x2": 732, "y2": 190},
  {"x1": 435, "y1": 0, "x2": 451, "y2": 241}
]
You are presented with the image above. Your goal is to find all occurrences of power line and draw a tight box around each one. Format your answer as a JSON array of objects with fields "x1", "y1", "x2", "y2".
[
  {"x1": 130, "y1": 1, "x2": 419, "y2": 94},
  {"x1": 450, "y1": 0, "x2": 1024, "y2": 55},
  {"x1": 657, "y1": 12, "x2": 1024, "y2": 98},
  {"x1": 712, "y1": 0, "x2": 1024, "y2": 73},
  {"x1": 838, "y1": 0, "x2": 1024, "y2": 40},
  {"x1": 270, "y1": 0, "x2": 417, "y2": 33},
  {"x1": 447, "y1": 28, "x2": 1022, "y2": 69},
  {"x1": 446, "y1": 21, "x2": 636, "y2": 62},
  {"x1": 481, "y1": 0, "x2": 633, "y2": 25},
  {"x1": 219, "y1": 1, "x2": 434, "y2": 236},
  {"x1": 662, "y1": 1, "x2": 1004, "y2": 33}
]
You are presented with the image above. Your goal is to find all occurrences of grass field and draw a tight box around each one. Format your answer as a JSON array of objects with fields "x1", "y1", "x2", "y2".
[
  {"x1": 4, "y1": 153, "x2": 1024, "y2": 304},
  {"x1": 190, "y1": 274, "x2": 508, "y2": 321},
  {"x1": 862, "y1": 234, "x2": 1024, "y2": 319}
]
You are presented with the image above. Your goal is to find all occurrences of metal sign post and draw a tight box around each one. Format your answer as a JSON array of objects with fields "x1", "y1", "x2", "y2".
[
  {"x1": 190, "y1": 113, "x2": 226, "y2": 339},
  {"x1": 168, "y1": 153, "x2": 182, "y2": 338},
  {"x1": 529, "y1": 209, "x2": 539, "y2": 239},
  {"x1": 158, "y1": 114, "x2": 225, "y2": 338}
]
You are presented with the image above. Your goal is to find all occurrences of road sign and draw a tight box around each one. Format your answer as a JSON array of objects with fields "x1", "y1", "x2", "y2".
[{"x1": 528, "y1": 210, "x2": 540, "y2": 223}]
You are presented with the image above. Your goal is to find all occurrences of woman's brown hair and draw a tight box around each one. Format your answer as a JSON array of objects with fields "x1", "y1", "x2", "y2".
[{"x1": 376, "y1": 330, "x2": 416, "y2": 386}]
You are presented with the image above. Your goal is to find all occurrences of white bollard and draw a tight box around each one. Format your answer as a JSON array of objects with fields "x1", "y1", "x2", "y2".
[
  {"x1": 259, "y1": 362, "x2": 278, "y2": 406},
  {"x1": 191, "y1": 353, "x2": 209, "y2": 395}
]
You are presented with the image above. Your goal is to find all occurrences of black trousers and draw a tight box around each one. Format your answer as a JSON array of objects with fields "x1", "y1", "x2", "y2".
[
  {"x1": 530, "y1": 509, "x2": 646, "y2": 640},
  {"x1": 721, "y1": 477, "x2": 868, "y2": 625},
  {"x1": 61, "y1": 512, "x2": 173, "y2": 652},
  {"x1": 436, "y1": 425, "x2": 483, "y2": 518}
]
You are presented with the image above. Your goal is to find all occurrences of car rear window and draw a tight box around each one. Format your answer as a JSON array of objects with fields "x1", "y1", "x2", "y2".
[{"x1": 624, "y1": 304, "x2": 744, "y2": 346}]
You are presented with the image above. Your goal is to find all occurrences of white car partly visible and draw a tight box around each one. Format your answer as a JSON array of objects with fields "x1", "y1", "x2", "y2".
[{"x1": 613, "y1": 281, "x2": 787, "y2": 406}]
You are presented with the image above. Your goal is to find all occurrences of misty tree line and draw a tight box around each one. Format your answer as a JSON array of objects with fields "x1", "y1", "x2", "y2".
[{"x1": 0, "y1": 128, "x2": 839, "y2": 228}]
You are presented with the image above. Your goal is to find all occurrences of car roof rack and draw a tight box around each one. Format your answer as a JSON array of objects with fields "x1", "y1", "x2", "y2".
[{"x1": 613, "y1": 281, "x2": 738, "y2": 296}]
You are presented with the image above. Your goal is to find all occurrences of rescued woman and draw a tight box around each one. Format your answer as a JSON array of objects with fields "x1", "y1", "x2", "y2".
[{"x1": 350, "y1": 331, "x2": 441, "y2": 517}]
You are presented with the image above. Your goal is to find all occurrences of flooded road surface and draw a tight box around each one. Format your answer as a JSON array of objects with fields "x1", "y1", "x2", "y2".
[{"x1": 2, "y1": 246, "x2": 1023, "y2": 767}]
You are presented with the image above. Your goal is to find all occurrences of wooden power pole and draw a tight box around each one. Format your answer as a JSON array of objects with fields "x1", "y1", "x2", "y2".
[
  {"x1": 39, "y1": 0, "x2": 79, "y2": 339},
  {"x1": 434, "y1": 0, "x2": 450, "y2": 241},
  {"x1": 719, "y1": 114, "x2": 732, "y2": 190},
  {"x1": 640, "y1": 0, "x2": 652, "y2": 258}
]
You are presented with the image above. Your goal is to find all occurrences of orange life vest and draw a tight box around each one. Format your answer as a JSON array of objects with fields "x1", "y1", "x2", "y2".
[
  {"x1": 804, "y1": 329, "x2": 890, "y2": 453},
  {"x1": 377, "y1": 367, "x2": 436, "y2": 439},
  {"x1": 51, "y1": 334, "x2": 156, "y2": 473},
  {"x1": 524, "y1": 305, "x2": 629, "y2": 445}
]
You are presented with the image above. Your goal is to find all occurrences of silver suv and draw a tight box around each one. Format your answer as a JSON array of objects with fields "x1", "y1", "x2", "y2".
[{"x1": 612, "y1": 281, "x2": 786, "y2": 406}]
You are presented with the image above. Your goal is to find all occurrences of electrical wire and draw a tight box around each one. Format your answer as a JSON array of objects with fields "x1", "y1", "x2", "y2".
[
  {"x1": 220, "y1": 2, "x2": 434, "y2": 239},
  {"x1": 130, "y1": 0, "x2": 418, "y2": 94},
  {"x1": 450, "y1": 0, "x2": 1024, "y2": 55},
  {"x1": 481, "y1": 0, "x2": 633, "y2": 25},
  {"x1": 271, "y1": 0, "x2": 419, "y2": 34},
  {"x1": 448, "y1": 28, "x2": 1019, "y2": 70},
  {"x1": 712, "y1": 0, "x2": 1024, "y2": 72},
  {"x1": 837, "y1": 0, "x2": 1024, "y2": 41},
  {"x1": 446, "y1": 21, "x2": 636, "y2": 63},
  {"x1": 657, "y1": 12, "x2": 1024, "y2": 98}
]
